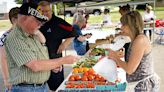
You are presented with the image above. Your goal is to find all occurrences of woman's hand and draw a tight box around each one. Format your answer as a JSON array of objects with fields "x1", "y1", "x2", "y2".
[
  {"x1": 117, "y1": 48, "x2": 125, "y2": 58},
  {"x1": 108, "y1": 48, "x2": 124, "y2": 63},
  {"x1": 4, "y1": 80, "x2": 12, "y2": 90},
  {"x1": 108, "y1": 49, "x2": 119, "y2": 61}
]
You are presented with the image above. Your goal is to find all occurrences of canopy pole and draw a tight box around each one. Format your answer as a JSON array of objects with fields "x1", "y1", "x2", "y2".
[
  {"x1": 62, "y1": 1, "x2": 67, "y2": 56},
  {"x1": 63, "y1": 2, "x2": 66, "y2": 20},
  {"x1": 153, "y1": 0, "x2": 156, "y2": 45},
  {"x1": 52, "y1": 3, "x2": 58, "y2": 16}
]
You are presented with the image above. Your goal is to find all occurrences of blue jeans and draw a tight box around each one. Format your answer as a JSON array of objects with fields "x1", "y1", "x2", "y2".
[{"x1": 10, "y1": 83, "x2": 49, "y2": 92}]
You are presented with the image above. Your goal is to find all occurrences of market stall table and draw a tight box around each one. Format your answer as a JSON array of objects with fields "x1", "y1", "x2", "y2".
[
  {"x1": 56, "y1": 27, "x2": 128, "y2": 92},
  {"x1": 82, "y1": 28, "x2": 116, "y2": 44},
  {"x1": 56, "y1": 67, "x2": 127, "y2": 92}
]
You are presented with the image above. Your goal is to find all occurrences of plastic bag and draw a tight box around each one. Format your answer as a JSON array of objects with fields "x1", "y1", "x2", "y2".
[{"x1": 93, "y1": 57, "x2": 117, "y2": 82}]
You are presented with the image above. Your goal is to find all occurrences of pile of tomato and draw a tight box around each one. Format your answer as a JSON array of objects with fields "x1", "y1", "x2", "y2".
[
  {"x1": 65, "y1": 67, "x2": 121, "y2": 89},
  {"x1": 69, "y1": 68, "x2": 106, "y2": 81},
  {"x1": 65, "y1": 82, "x2": 95, "y2": 88}
]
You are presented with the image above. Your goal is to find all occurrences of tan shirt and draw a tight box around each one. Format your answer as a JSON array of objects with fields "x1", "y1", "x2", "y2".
[{"x1": 4, "y1": 26, "x2": 50, "y2": 85}]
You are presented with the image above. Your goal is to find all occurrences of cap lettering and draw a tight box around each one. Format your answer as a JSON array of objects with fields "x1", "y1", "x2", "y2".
[{"x1": 28, "y1": 7, "x2": 48, "y2": 21}]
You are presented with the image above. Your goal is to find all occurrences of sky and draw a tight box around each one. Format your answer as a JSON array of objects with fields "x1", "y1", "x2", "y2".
[
  {"x1": 1, "y1": 0, "x2": 20, "y2": 12},
  {"x1": 0, "y1": 0, "x2": 15, "y2": 3},
  {"x1": 1, "y1": 0, "x2": 16, "y2": 4}
]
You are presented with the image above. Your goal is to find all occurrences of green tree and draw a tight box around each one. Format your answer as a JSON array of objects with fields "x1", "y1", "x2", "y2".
[{"x1": 15, "y1": 0, "x2": 23, "y2": 4}]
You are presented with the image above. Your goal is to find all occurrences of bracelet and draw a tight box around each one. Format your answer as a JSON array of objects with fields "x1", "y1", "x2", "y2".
[{"x1": 105, "y1": 50, "x2": 109, "y2": 55}]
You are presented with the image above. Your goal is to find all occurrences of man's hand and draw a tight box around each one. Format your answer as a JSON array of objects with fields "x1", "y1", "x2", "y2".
[
  {"x1": 85, "y1": 34, "x2": 92, "y2": 39},
  {"x1": 77, "y1": 36, "x2": 87, "y2": 42},
  {"x1": 57, "y1": 38, "x2": 73, "y2": 54},
  {"x1": 57, "y1": 43, "x2": 66, "y2": 54},
  {"x1": 62, "y1": 55, "x2": 80, "y2": 64}
]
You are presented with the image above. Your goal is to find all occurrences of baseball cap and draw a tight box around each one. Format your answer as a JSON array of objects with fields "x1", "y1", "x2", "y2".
[
  {"x1": 19, "y1": 3, "x2": 49, "y2": 22},
  {"x1": 146, "y1": 5, "x2": 153, "y2": 10}
]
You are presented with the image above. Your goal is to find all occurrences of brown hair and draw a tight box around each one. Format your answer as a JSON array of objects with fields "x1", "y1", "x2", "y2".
[
  {"x1": 119, "y1": 4, "x2": 130, "y2": 15},
  {"x1": 120, "y1": 11, "x2": 144, "y2": 38},
  {"x1": 104, "y1": 9, "x2": 110, "y2": 13},
  {"x1": 9, "y1": 7, "x2": 20, "y2": 24},
  {"x1": 119, "y1": 4, "x2": 130, "y2": 12}
]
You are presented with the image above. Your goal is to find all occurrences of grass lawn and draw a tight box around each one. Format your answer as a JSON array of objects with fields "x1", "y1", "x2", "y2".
[
  {"x1": 64, "y1": 10, "x2": 164, "y2": 24},
  {"x1": 0, "y1": 8, "x2": 164, "y2": 31},
  {"x1": 0, "y1": 20, "x2": 11, "y2": 31}
]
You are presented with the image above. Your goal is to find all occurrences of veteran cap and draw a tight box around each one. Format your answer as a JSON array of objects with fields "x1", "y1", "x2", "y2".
[{"x1": 19, "y1": 3, "x2": 49, "y2": 22}]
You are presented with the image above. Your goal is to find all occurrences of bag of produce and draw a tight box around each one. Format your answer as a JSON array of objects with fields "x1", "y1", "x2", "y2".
[{"x1": 93, "y1": 57, "x2": 117, "y2": 82}]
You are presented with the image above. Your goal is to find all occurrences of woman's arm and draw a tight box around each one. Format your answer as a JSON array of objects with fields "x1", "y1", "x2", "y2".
[
  {"x1": 109, "y1": 36, "x2": 147, "y2": 74},
  {"x1": 0, "y1": 47, "x2": 12, "y2": 89}
]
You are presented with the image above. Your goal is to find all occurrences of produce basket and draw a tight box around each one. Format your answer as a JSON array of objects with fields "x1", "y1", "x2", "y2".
[
  {"x1": 60, "y1": 82, "x2": 126, "y2": 92},
  {"x1": 96, "y1": 82, "x2": 127, "y2": 91}
]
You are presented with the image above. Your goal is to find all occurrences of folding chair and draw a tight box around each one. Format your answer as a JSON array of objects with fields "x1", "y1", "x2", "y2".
[{"x1": 154, "y1": 27, "x2": 164, "y2": 44}]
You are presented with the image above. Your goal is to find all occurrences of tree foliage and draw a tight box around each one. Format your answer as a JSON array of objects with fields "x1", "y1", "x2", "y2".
[
  {"x1": 15, "y1": 0, "x2": 23, "y2": 4},
  {"x1": 14, "y1": 0, "x2": 75, "y2": 7}
]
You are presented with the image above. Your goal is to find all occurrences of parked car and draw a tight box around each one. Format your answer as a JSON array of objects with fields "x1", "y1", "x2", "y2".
[
  {"x1": 136, "y1": 3, "x2": 149, "y2": 10},
  {"x1": 58, "y1": 4, "x2": 105, "y2": 17}
]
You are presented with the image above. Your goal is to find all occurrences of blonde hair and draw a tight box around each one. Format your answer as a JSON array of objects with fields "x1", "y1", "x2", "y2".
[
  {"x1": 73, "y1": 13, "x2": 85, "y2": 24},
  {"x1": 120, "y1": 11, "x2": 144, "y2": 38}
]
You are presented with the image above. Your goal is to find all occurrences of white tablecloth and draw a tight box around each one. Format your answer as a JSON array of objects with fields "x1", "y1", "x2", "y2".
[{"x1": 82, "y1": 29, "x2": 116, "y2": 43}]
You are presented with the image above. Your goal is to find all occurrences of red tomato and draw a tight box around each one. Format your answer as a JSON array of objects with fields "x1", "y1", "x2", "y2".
[
  {"x1": 97, "y1": 82, "x2": 106, "y2": 85},
  {"x1": 88, "y1": 68, "x2": 96, "y2": 75},
  {"x1": 95, "y1": 77, "x2": 100, "y2": 81},
  {"x1": 81, "y1": 76, "x2": 88, "y2": 81},
  {"x1": 79, "y1": 84, "x2": 85, "y2": 88},
  {"x1": 75, "y1": 75, "x2": 81, "y2": 81},
  {"x1": 88, "y1": 75, "x2": 95, "y2": 81},
  {"x1": 83, "y1": 71, "x2": 89, "y2": 76},
  {"x1": 95, "y1": 74, "x2": 102, "y2": 79},
  {"x1": 66, "y1": 84, "x2": 74, "y2": 88},
  {"x1": 68, "y1": 75, "x2": 75, "y2": 81},
  {"x1": 99, "y1": 77, "x2": 106, "y2": 82},
  {"x1": 86, "y1": 83, "x2": 95, "y2": 88}
]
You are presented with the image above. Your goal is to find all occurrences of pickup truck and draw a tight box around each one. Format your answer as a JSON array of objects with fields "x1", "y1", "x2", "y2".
[{"x1": 58, "y1": 4, "x2": 105, "y2": 17}]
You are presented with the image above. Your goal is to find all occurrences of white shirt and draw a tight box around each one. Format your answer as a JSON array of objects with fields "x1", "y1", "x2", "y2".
[
  {"x1": 143, "y1": 11, "x2": 155, "y2": 22},
  {"x1": 103, "y1": 14, "x2": 112, "y2": 25}
]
